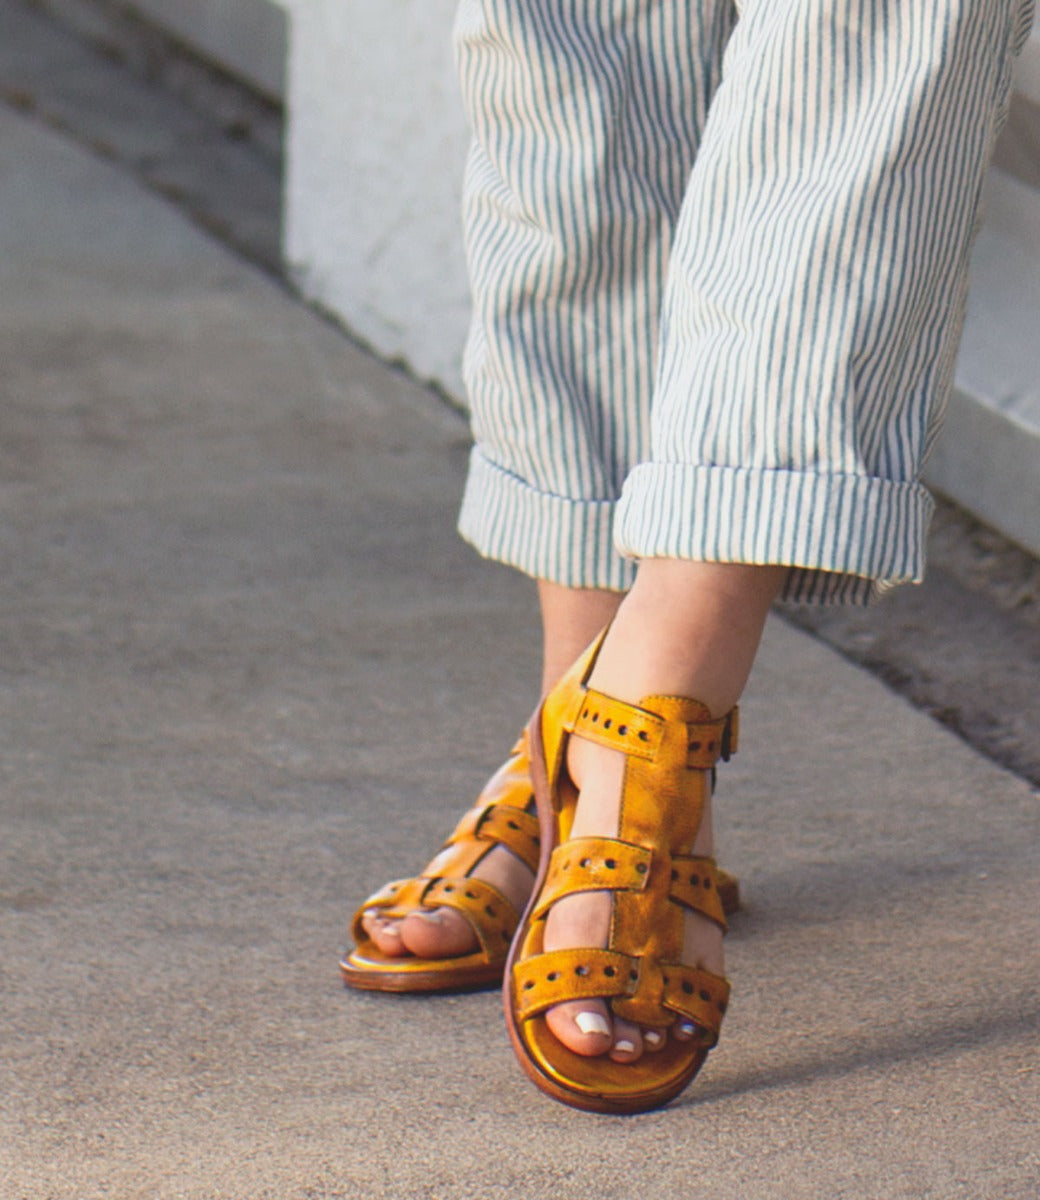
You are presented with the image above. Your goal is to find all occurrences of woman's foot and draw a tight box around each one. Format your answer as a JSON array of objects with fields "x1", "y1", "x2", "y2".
[
  {"x1": 531, "y1": 560, "x2": 785, "y2": 1066},
  {"x1": 360, "y1": 840, "x2": 535, "y2": 959},
  {"x1": 360, "y1": 583, "x2": 625, "y2": 966},
  {"x1": 540, "y1": 734, "x2": 725, "y2": 1063}
]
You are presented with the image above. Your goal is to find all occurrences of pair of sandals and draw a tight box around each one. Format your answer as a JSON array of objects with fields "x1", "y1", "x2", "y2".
[{"x1": 342, "y1": 631, "x2": 738, "y2": 1114}]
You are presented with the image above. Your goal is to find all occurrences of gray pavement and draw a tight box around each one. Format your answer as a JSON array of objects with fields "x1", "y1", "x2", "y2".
[{"x1": 1, "y1": 75, "x2": 1038, "y2": 1200}]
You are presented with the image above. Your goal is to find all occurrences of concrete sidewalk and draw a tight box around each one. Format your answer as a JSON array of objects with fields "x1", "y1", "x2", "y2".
[{"x1": 0, "y1": 100, "x2": 1037, "y2": 1200}]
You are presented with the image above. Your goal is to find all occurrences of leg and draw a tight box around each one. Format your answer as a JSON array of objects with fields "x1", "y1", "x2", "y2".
[
  {"x1": 537, "y1": 583, "x2": 623, "y2": 695},
  {"x1": 615, "y1": 0, "x2": 1036, "y2": 601},
  {"x1": 454, "y1": 0, "x2": 738, "y2": 591},
  {"x1": 516, "y1": 0, "x2": 1035, "y2": 1088}
]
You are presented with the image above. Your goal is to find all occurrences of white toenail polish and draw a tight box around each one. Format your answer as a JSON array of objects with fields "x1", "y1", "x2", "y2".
[
  {"x1": 678, "y1": 1020, "x2": 695, "y2": 1036},
  {"x1": 614, "y1": 1039, "x2": 636, "y2": 1054},
  {"x1": 645, "y1": 1031, "x2": 663, "y2": 1046},
  {"x1": 575, "y1": 1012, "x2": 611, "y2": 1037},
  {"x1": 421, "y1": 911, "x2": 443, "y2": 924}
]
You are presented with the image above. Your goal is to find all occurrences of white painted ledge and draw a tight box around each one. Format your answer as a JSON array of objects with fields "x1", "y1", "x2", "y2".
[
  {"x1": 283, "y1": 0, "x2": 471, "y2": 395},
  {"x1": 927, "y1": 167, "x2": 1040, "y2": 558}
]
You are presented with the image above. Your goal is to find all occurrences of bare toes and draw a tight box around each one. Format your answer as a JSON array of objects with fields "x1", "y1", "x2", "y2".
[
  {"x1": 642, "y1": 1028, "x2": 667, "y2": 1053},
  {"x1": 608, "y1": 1018, "x2": 643, "y2": 1063},
  {"x1": 545, "y1": 1000, "x2": 614, "y2": 1058},
  {"x1": 399, "y1": 907, "x2": 478, "y2": 958},
  {"x1": 362, "y1": 912, "x2": 410, "y2": 958}
]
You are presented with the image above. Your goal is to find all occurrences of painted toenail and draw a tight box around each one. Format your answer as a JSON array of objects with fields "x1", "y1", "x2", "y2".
[
  {"x1": 614, "y1": 1039, "x2": 636, "y2": 1053},
  {"x1": 678, "y1": 1020, "x2": 696, "y2": 1036},
  {"x1": 419, "y1": 911, "x2": 444, "y2": 924},
  {"x1": 575, "y1": 1012, "x2": 611, "y2": 1037},
  {"x1": 645, "y1": 1030, "x2": 663, "y2": 1047}
]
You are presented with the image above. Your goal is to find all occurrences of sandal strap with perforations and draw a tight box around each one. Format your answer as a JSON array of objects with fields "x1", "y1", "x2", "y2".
[
  {"x1": 519, "y1": 848, "x2": 729, "y2": 1037},
  {"x1": 574, "y1": 688, "x2": 738, "y2": 768},
  {"x1": 350, "y1": 797, "x2": 539, "y2": 934}
]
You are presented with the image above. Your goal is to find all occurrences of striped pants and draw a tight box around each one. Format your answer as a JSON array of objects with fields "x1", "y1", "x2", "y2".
[{"x1": 453, "y1": 0, "x2": 1036, "y2": 603}]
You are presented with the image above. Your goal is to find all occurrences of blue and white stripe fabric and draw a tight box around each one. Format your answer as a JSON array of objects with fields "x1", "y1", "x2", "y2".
[{"x1": 454, "y1": 0, "x2": 1036, "y2": 603}]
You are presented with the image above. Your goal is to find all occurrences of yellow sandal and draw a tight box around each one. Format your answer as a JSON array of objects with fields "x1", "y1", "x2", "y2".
[
  {"x1": 341, "y1": 736, "x2": 540, "y2": 992},
  {"x1": 505, "y1": 633, "x2": 735, "y2": 1112}
]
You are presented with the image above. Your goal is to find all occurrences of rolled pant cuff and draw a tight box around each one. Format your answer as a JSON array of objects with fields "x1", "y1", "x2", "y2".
[
  {"x1": 614, "y1": 463, "x2": 935, "y2": 605},
  {"x1": 458, "y1": 448, "x2": 635, "y2": 590}
]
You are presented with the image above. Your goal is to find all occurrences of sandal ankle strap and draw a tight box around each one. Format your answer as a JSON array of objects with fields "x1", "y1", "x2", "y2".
[{"x1": 573, "y1": 689, "x2": 738, "y2": 768}]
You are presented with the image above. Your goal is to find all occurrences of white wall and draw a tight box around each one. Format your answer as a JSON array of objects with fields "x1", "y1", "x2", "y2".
[{"x1": 282, "y1": 0, "x2": 471, "y2": 396}]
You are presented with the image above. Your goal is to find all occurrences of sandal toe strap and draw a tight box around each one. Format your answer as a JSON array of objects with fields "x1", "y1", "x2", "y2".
[
  {"x1": 423, "y1": 875, "x2": 520, "y2": 960},
  {"x1": 351, "y1": 876, "x2": 429, "y2": 939},
  {"x1": 658, "y1": 963, "x2": 730, "y2": 1046},
  {"x1": 531, "y1": 837, "x2": 651, "y2": 920},
  {"x1": 514, "y1": 948, "x2": 639, "y2": 1020},
  {"x1": 352, "y1": 873, "x2": 519, "y2": 963},
  {"x1": 612, "y1": 958, "x2": 730, "y2": 1035},
  {"x1": 514, "y1": 947, "x2": 730, "y2": 1044}
]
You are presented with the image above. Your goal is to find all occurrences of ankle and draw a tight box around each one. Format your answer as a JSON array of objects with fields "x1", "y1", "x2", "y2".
[{"x1": 586, "y1": 561, "x2": 785, "y2": 717}]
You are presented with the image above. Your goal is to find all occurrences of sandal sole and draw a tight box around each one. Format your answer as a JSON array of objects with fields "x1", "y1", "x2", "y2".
[{"x1": 340, "y1": 950, "x2": 504, "y2": 993}]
